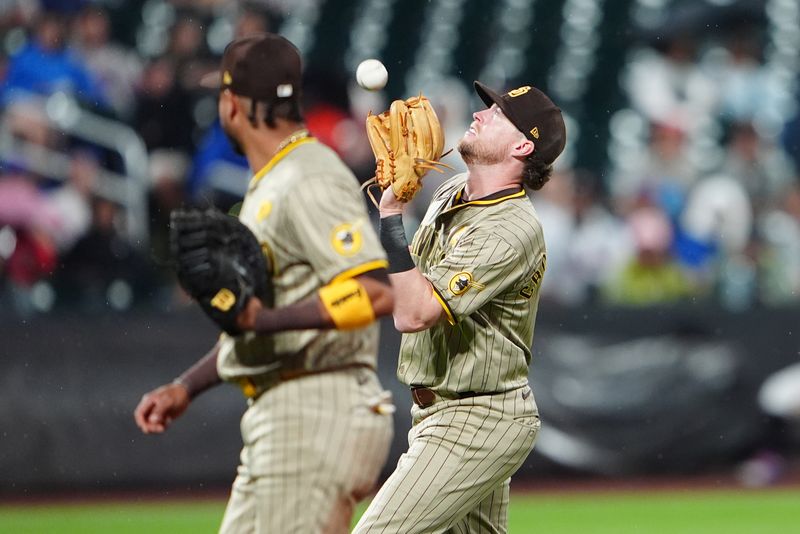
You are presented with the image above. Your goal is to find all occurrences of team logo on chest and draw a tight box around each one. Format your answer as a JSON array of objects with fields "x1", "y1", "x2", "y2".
[
  {"x1": 331, "y1": 222, "x2": 363, "y2": 256},
  {"x1": 448, "y1": 272, "x2": 485, "y2": 296}
]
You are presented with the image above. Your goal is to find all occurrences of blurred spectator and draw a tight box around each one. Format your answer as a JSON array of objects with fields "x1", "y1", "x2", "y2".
[
  {"x1": 54, "y1": 197, "x2": 157, "y2": 310},
  {"x1": 304, "y1": 70, "x2": 374, "y2": 179},
  {"x1": 166, "y1": 11, "x2": 214, "y2": 91},
  {"x1": 610, "y1": 120, "x2": 698, "y2": 217},
  {"x1": 534, "y1": 168, "x2": 632, "y2": 306},
  {"x1": 758, "y1": 181, "x2": 800, "y2": 305},
  {"x1": 4, "y1": 96, "x2": 51, "y2": 148},
  {"x1": 72, "y1": 5, "x2": 143, "y2": 119},
  {"x1": 0, "y1": 174, "x2": 59, "y2": 302},
  {"x1": 134, "y1": 56, "x2": 195, "y2": 153},
  {"x1": 234, "y1": 2, "x2": 274, "y2": 37},
  {"x1": 147, "y1": 148, "x2": 188, "y2": 268},
  {"x1": 39, "y1": 0, "x2": 87, "y2": 15},
  {"x1": 624, "y1": 36, "x2": 718, "y2": 135},
  {"x1": 1, "y1": 10, "x2": 107, "y2": 109},
  {"x1": 709, "y1": 34, "x2": 783, "y2": 128},
  {"x1": 186, "y1": 119, "x2": 249, "y2": 204},
  {"x1": 602, "y1": 206, "x2": 695, "y2": 306},
  {"x1": 782, "y1": 88, "x2": 800, "y2": 172},
  {"x1": 678, "y1": 174, "x2": 753, "y2": 265},
  {"x1": 181, "y1": 2, "x2": 277, "y2": 204},
  {"x1": 0, "y1": 173, "x2": 61, "y2": 239},
  {"x1": 45, "y1": 150, "x2": 96, "y2": 252},
  {"x1": 1, "y1": 226, "x2": 57, "y2": 289},
  {"x1": 0, "y1": 1, "x2": 38, "y2": 32},
  {"x1": 719, "y1": 122, "x2": 795, "y2": 216}
]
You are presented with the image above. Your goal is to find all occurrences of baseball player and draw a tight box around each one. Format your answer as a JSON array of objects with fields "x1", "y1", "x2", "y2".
[
  {"x1": 354, "y1": 82, "x2": 566, "y2": 533},
  {"x1": 133, "y1": 34, "x2": 395, "y2": 534}
]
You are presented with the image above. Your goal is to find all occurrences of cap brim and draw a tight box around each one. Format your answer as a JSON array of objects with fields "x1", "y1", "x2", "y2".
[
  {"x1": 474, "y1": 81, "x2": 502, "y2": 109},
  {"x1": 199, "y1": 70, "x2": 222, "y2": 90},
  {"x1": 473, "y1": 81, "x2": 520, "y2": 132}
]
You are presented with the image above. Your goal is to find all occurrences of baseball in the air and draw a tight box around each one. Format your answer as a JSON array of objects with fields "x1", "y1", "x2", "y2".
[{"x1": 356, "y1": 59, "x2": 388, "y2": 91}]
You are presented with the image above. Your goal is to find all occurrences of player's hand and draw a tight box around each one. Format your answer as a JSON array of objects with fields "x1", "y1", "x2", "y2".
[
  {"x1": 379, "y1": 186, "x2": 405, "y2": 218},
  {"x1": 134, "y1": 383, "x2": 191, "y2": 434},
  {"x1": 236, "y1": 296, "x2": 263, "y2": 332}
]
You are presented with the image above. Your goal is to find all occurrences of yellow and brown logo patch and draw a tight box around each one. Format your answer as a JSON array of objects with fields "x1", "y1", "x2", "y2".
[
  {"x1": 530, "y1": 127, "x2": 540, "y2": 139},
  {"x1": 331, "y1": 223, "x2": 363, "y2": 256},
  {"x1": 507, "y1": 86, "x2": 531, "y2": 97},
  {"x1": 448, "y1": 272, "x2": 485, "y2": 296},
  {"x1": 210, "y1": 288, "x2": 236, "y2": 311},
  {"x1": 223, "y1": 70, "x2": 233, "y2": 86}
]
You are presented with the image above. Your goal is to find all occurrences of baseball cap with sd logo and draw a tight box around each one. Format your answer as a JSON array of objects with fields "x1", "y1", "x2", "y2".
[{"x1": 473, "y1": 81, "x2": 566, "y2": 165}]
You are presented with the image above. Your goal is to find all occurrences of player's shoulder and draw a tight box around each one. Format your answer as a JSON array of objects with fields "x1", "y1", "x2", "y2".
[
  {"x1": 284, "y1": 140, "x2": 348, "y2": 175},
  {"x1": 432, "y1": 173, "x2": 469, "y2": 202},
  {"x1": 279, "y1": 141, "x2": 360, "y2": 191},
  {"x1": 479, "y1": 196, "x2": 544, "y2": 253}
]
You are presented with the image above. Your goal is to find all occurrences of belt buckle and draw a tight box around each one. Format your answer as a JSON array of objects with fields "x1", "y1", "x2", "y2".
[{"x1": 411, "y1": 387, "x2": 436, "y2": 408}]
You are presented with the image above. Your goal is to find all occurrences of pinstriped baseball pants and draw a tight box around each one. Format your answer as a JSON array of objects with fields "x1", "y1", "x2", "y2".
[
  {"x1": 218, "y1": 368, "x2": 394, "y2": 534},
  {"x1": 353, "y1": 386, "x2": 539, "y2": 534}
]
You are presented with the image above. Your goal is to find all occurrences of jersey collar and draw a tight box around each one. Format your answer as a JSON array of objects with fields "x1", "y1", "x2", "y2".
[
  {"x1": 248, "y1": 136, "x2": 317, "y2": 190},
  {"x1": 442, "y1": 186, "x2": 525, "y2": 214}
]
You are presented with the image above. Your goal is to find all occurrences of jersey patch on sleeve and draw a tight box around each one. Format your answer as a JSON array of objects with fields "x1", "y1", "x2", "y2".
[
  {"x1": 330, "y1": 221, "x2": 363, "y2": 256},
  {"x1": 448, "y1": 272, "x2": 485, "y2": 296}
]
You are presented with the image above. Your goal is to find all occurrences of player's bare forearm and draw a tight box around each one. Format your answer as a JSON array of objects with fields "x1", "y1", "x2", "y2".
[
  {"x1": 388, "y1": 268, "x2": 444, "y2": 332},
  {"x1": 133, "y1": 342, "x2": 222, "y2": 435},
  {"x1": 174, "y1": 342, "x2": 222, "y2": 398},
  {"x1": 238, "y1": 270, "x2": 393, "y2": 333}
]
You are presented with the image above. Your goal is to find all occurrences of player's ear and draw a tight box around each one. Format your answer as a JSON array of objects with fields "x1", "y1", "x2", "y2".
[
  {"x1": 221, "y1": 89, "x2": 243, "y2": 122},
  {"x1": 511, "y1": 137, "x2": 534, "y2": 158}
]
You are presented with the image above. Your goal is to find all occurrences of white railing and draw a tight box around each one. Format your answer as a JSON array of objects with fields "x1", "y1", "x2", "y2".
[{"x1": 0, "y1": 93, "x2": 150, "y2": 248}]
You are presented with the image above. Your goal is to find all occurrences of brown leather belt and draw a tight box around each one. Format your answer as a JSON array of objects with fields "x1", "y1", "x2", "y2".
[{"x1": 410, "y1": 387, "x2": 484, "y2": 408}]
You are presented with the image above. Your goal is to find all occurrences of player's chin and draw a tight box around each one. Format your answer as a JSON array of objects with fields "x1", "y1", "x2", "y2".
[{"x1": 457, "y1": 136, "x2": 477, "y2": 160}]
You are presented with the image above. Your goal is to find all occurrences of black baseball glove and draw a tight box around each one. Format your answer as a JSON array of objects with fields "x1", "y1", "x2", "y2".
[{"x1": 170, "y1": 208, "x2": 272, "y2": 336}]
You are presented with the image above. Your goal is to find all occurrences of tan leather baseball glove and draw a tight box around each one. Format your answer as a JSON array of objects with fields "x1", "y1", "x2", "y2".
[{"x1": 363, "y1": 94, "x2": 451, "y2": 206}]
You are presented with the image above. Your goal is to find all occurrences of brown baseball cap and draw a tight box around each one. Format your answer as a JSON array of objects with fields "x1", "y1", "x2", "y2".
[
  {"x1": 202, "y1": 33, "x2": 302, "y2": 102},
  {"x1": 474, "y1": 81, "x2": 566, "y2": 165}
]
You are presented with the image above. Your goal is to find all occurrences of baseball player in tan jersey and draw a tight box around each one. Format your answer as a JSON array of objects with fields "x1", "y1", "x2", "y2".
[
  {"x1": 354, "y1": 82, "x2": 566, "y2": 533},
  {"x1": 133, "y1": 34, "x2": 395, "y2": 534}
]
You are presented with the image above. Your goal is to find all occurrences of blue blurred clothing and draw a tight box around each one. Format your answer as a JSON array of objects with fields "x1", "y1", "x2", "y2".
[
  {"x1": 673, "y1": 224, "x2": 717, "y2": 269},
  {"x1": 782, "y1": 108, "x2": 800, "y2": 173},
  {"x1": 40, "y1": 0, "x2": 88, "y2": 14},
  {"x1": 187, "y1": 120, "x2": 249, "y2": 199},
  {"x1": 1, "y1": 41, "x2": 107, "y2": 108}
]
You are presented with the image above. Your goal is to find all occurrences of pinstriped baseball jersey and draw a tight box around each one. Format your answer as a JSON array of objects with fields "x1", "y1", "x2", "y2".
[
  {"x1": 398, "y1": 173, "x2": 547, "y2": 395},
  {"x1": 216, "y1": 137, "x2": 388, "y2": 392}
]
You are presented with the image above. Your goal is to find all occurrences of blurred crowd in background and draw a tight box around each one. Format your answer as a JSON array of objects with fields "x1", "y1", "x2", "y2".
[{"x1": 0, "y1": 0, "x2": 798, "y2": 316}]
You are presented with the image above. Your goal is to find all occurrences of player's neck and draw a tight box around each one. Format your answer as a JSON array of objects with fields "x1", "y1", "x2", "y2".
[
  {"x1": 464, "y1": 161, "x2": 523, "y2": 199},
  {"x1": 242, "y1": 122, "x2": 308, "y2": 172}
]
